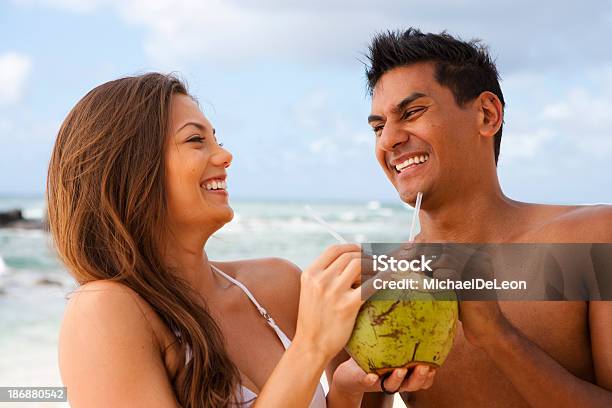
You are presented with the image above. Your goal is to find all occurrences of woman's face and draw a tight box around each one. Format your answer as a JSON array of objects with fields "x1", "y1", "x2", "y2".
[{"x1": 165, "y1": 94, "x2": 233, "y2": 233}]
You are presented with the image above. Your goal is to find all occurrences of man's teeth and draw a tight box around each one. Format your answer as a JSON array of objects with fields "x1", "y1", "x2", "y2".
[
  {"x1": 395, "y1": 154, "x2": 429, "y2": 171},
  {"x1": 204, "y1": 180, "x2": 227, "y2": 190}
]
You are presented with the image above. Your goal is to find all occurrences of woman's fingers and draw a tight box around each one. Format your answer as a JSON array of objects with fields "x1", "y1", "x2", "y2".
[
  {"x1": 337, "y1": 257, "x2": 364, "y2": 289},
  {"x1": 327, "y1": 251, "x2": 362, "y2": 275},
  {"x1": 310, "y1": 244, "x2": 361, "y2": 272},
  {"x1": 363, "y1": 373, "x2": 378, "y2": 388}
]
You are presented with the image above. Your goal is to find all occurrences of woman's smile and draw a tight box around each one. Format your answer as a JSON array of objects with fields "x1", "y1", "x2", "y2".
[{"x1": 200, "y1": 176, "x2": 228, "y2": 197}]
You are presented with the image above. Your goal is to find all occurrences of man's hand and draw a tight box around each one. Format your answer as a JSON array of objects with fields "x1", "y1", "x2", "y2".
[
  {"x1": 331, "y1": 357, "x2": 435, "y2": 396},
  {"x1": 428, "y1": 244, "x2": 514, "y2": 348}
]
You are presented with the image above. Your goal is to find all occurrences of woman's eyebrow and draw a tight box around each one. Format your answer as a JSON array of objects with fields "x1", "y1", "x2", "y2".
[{"x1": 177, "y1": 121, "x2": 214, "y2": 133}]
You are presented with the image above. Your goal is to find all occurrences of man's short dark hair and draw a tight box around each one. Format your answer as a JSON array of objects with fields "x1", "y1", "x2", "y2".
[{"x1": 366, "y1": 28, "x2": 505, "y2": 164}]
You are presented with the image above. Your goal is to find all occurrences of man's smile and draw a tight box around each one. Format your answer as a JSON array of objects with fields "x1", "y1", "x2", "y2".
[{"x1": 390, "y1": 152, "x2": 430, "y2": 175}]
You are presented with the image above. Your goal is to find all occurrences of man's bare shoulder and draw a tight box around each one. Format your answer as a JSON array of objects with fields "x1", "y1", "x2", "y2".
[{"x1": 536, "y1": 204, "x2": 612, "y2": 243}]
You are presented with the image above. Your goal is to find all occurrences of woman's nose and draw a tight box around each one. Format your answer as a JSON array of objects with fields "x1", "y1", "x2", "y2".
[{"x1": 213, "y1": 144, "x2": 233, "y2": 168}]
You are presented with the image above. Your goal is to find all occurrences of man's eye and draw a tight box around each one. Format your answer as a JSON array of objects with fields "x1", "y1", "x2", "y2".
[
  {"x1": 372, "y1": 125, "x2": 384, "y2": 136},
  {"x1": 401, "y1": 108, "x2": 426, "y2": 120}
]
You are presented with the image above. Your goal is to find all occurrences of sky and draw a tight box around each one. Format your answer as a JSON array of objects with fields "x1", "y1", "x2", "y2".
[{"x1": 1, "y1": 0, "x2": 611, "y2": 203}]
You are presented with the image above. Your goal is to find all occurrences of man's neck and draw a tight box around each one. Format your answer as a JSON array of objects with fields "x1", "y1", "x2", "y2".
[{"x1": 417, "y1": 187, "x2": 527, "y2": 243}]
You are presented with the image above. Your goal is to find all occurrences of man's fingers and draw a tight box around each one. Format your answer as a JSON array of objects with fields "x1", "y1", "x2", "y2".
[
  {"x1": 420, "y1": 368, "x2": 436, "y2": 390},
  {"x1": 431, "y1": 253, "x2": 459, "y2": 270},
  {"x1": 381, "y1": 368, "x2": 408, "y2": 392},
  {"x1": 399, "y1": 365, "x2": 433, "y2": 392},
  {"x1": 432, "y1": 268, "x2": 460, "y2": 281}
]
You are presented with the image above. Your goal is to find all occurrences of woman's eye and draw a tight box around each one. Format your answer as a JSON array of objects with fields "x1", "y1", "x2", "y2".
[
  {"x1": 401, "y1": 108, "x2": 426, "y2": 120},
  {"x1": 188, "y1": 136, "x2": 205, "y2": 143}
]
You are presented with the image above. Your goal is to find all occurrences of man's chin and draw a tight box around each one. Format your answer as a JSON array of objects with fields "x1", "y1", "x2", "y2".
[{"x1": 398, "y1": 189, "x2": 423, "y2": 207}]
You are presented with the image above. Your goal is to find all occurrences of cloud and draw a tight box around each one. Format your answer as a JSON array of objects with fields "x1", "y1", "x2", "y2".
[
  {"x1": 0, "y1": 52, "x2": 32, "y2": 106},
  {"x1": 5, "y1": 1, "x2": 612, "y2": 202},
  {"x1": 500, "y1": 63, "x2": 612, "y2": 164},
  {"x1": 289, "y1": 88, "x2": 373, "y2": 162},
  {"x1": 541, "y1": 88, "x2": 612, "y2": 158},
  {"x1": 502, "y1": 129, "x2": 554, "y2": 160},
  {"x1": 13, "y1": 0, "x2": 105, "y2": 13},
  {"x1": 16, "y1": 0, "x2": 612, "y2": 70}
]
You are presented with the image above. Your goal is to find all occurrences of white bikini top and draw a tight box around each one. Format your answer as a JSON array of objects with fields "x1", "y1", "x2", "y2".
[{"x1": 183, "y1": 264, "x2": 327, "y2": 407}]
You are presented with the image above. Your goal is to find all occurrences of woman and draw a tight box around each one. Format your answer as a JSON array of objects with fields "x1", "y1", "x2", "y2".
[{"x1": 48, "y1": 73, "x2": 432, "y2": 407}]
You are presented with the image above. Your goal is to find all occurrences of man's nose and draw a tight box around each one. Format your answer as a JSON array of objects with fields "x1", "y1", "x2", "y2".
[{"x1": 379, "y1": 123, "x2": 409, "y2": 152}]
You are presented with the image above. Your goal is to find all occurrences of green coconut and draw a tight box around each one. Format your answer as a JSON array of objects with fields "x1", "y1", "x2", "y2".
[{"x1": 345, "y1": 272, "x2": 458, "y2": 375}]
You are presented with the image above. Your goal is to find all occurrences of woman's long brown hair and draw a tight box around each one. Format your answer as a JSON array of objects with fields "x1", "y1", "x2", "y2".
[{"x1": 46, "y1": 73, "x2": 240, "y2": 407}]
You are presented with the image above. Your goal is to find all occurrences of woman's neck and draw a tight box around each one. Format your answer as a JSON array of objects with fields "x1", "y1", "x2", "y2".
[{"x1": 161, "y1": 226, "x2": 219, "y2": 294}]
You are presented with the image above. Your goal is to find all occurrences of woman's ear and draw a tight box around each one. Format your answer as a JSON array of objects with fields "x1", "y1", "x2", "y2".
[{"x1": 477, "y1": 91, "x2": 503, "y2": 139}]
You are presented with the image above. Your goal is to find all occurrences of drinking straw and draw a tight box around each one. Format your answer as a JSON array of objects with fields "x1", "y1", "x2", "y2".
[
  {"x1": 307, "y1": 193, "x2": 422, "y2": 245},
  {"x1": 408, "y1": 192, "x2": 423, "y2": 242},
  {"x1": 304, "y1": 205, "x2": 348, "y2": 244}
]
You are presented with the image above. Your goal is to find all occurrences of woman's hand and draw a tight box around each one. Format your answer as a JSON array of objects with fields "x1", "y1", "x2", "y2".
[
  {"x1": 331, "y1": 358, "x2": 436, "y2": 396},
  {"x1": 254, "y1": 244, "x2": 365, "y2": 408},
  {"x1": 293, "y1": 244, "x2": 365, "y2": 363}
]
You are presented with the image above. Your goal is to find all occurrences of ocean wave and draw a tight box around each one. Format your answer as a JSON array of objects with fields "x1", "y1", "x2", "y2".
[{"x1": 0, "y1": 255, "x2": 6, "y2": 276}]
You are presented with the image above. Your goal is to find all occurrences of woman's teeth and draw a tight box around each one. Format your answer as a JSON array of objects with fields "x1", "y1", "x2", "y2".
[
  {"x1": 204, "y1": 180, "x2": 227, "y2": 191},
  {"x1": 395, "y1": 154, "x2": 429, "y2": 172}
]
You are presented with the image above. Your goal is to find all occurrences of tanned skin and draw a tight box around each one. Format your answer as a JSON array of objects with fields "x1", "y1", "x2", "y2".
[{"x1": 350, "y1": 62, "x2": 612, "y2": 408}]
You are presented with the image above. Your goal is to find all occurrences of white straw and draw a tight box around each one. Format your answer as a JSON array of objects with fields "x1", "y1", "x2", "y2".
[
  {"x1": 408, "y1": 192, "x2": 423, "y2": 242},
  {"x1": 305, "y1": 205, "x2": 348, "y2": 244}
]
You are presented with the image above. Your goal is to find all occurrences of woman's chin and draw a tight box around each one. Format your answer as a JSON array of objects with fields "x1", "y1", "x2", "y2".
[
  {"x1": 220, "y1": 206, "x2": 234, "y2": 223},
  {"x1": 210, "y1": 204, "x2": 234, "y2": 224}
]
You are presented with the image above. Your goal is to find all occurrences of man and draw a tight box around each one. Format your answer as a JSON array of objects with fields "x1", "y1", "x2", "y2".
[{"x1": 361, "y1": 28, "x2": 612, "y2": 407}]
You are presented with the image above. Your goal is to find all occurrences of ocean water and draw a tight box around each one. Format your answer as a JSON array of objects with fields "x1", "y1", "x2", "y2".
[{"x1": 0, "y1": 197, "x2": 414, "y2": 407}]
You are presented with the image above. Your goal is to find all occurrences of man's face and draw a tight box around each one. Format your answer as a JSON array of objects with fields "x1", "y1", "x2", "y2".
[{"x1": 370, "y1": 62, "x2": 482, "y2": 205}]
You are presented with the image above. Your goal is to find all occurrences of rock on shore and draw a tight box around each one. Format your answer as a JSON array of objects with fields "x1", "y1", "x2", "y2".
[{"x1": 0, "y1": 209, "x2": 43, "y2": 229}]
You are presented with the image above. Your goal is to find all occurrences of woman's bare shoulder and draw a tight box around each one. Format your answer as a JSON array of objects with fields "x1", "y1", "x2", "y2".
[
  {"x1": 64, "y1": 280, "x2": 157, "y2": 333},
  {"x1": 214, "y1": 258, "x2": 302, "y2": 336},
  {"x1": 215, "y1": 258, "x2": 301, "y2": 293},
  {"x1": 61, "y1": 280, "x2": 160, "y2": 356},
  {"x1": 59, "y1": 280, "x2": 180, "y2": 407}
]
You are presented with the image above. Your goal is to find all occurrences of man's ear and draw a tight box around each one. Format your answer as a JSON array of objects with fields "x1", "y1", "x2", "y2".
[{"x1": 476, "y1": 91, "x2": 503, "y2": 139}]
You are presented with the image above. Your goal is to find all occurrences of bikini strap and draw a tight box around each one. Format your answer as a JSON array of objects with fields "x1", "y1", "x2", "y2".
[{"x1": 210, "y1": 264, "x2": 292, "y2": 349}]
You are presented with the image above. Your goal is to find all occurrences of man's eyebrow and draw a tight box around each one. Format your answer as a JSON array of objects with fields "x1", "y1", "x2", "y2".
[
  {"x1": 392, "y1": 92, "x2": 428, "y2": 114},
  {"x1": 367, "y1": 114, "x2": 385, "y2": 124},
  {"x1": 176, "y1": 121, "x2": 215, "y2": 135}
]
